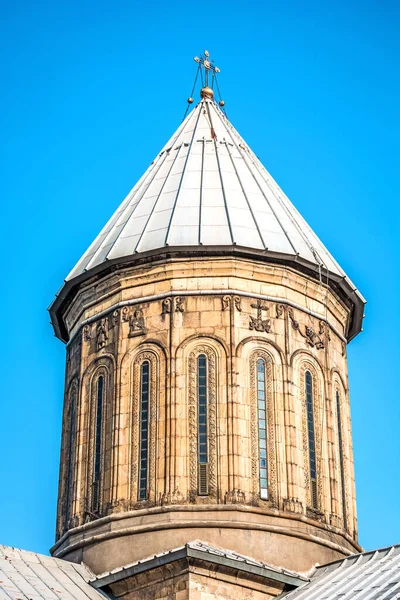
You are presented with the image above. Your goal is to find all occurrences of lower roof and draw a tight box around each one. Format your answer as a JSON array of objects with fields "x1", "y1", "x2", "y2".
[
  {"x1": 0, "y1": 545, "x2": 102, "y2": 600},
  {"x1": 1, "y1": 541, "x2": 399, "y2": 600},
  {"x1": 89, "y1": 540, "x2": 306, "y2": 590},
  {"x1": 282, "y1": 544, "x2": 400, "y2": 600}
]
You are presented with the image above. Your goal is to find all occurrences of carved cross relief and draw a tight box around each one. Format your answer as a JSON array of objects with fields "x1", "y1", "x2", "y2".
[{"x1": 249, "y1": 299, "x2": 271, "y2": 333}]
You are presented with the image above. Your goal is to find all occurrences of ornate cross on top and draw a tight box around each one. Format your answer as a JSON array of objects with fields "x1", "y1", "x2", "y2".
[
  {"x1": 194, "y1": 50, "x2": 220, "y2": 87},
  {"x1": 249, "y1": 299, "x2": 271, "y2": 333}
]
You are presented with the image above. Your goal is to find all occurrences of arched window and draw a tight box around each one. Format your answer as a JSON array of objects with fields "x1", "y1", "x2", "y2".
[
  {"x1": 139, "y1": 361, "x2": 150, "y2": 500},
  {"x1": 257, "y1": 359, "x2": 268, "y2": 499},
  {"x1": 197, "y1": 354, "x2": 208, "y2": 495},
  {"x1": 92, "y1": 375, "x2": 104, "y2": 514},
  {"x1": 336, "y1": 389, "x2": 347, "y2": 528},
  {"x1": 305, "y1": 371, "x2": 317, "y2": 509},
  {"x1": 65, "y1": 389, "x2": 76, "y2": 530}
]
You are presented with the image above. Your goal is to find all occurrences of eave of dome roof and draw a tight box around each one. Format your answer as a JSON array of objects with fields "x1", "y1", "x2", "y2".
[{"x1": 49, "y1": 243, "x2": 365, "y2": 344}]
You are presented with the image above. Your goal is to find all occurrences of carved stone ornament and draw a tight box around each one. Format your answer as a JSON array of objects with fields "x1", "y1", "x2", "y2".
[
  {"x1": 162, "y1": 297, "x2": 185, "y2": 314},
  {"x1": 249, "y1": 299, "x2": 271, "y2": 333},
  {"x1": 288, "y1": 308, "x2": 324, "y2": 349},
  {"x1": 225, "y1": 489, "x2": 246, "y2": 504},
  {"x1": 122, "y1": 306, "x2": 145, "y2": 337},
  {"x1": 221, "y1": 295, "x2": 242, "y2": 311},
  {"x1": 221, "y1": 295, "x2": 230, "y2": 311},
  {"x1": 162, "y1": 298, "x2": 172, "y2": 314},
  {"x1": 112, "y1": 309, "x2": 120, "y2": 326},
  {"x1": 283, "y1": 497, "x2": 303, "y2": 514},
  {"x1": 319, "y1": 320, "x2": 331, "y2": 342},
  {"x1": 175, "y1": 296, "x2": 184, "y2": 312},
  {"x1": 188, "y1": 346, "x2": 217, "y2": 502},
  {"x1": 83, "y1": 324, "x2": 91, "y2": 342},
  {"x1": 96, "y1": 318, "x2": 108, "y2": 349},
  {"x1": 161, "y1": 489, "x2": 185, "y2": 506}
]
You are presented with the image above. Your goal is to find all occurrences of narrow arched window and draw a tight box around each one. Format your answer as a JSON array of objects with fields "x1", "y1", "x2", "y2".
[
  {"x1": 257, "y1": 359, "x2": 268, "y2": 499},
  {"x1": 139, "y1": 361, "x2": 150, "y2": 500},
  {"x1": 197, "y1": 354, "x2": 208, "y2": 495},
  {"x1": 92, "y1": 375, "x2": 104, "y2": 514},
  {"x1": 305, "y1": 371, "x2": 317, "y2": 509},
  {"x1": 336, "y1": 389, "x2": 347, "y2": 528},
  {"x1": 65, "y1": 390, "x2": 76, "y2": 530}
]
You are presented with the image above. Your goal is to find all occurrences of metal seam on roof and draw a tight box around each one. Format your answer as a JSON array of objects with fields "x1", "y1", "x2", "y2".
[
  {"x1": 101, "y1": 151, "x2": 169, "y2": 262},
  {"x1": 223, "y1": 136, "x2": 265, "y2": 248},
  {"x1": 198, "y1": 137, "x2": 205, "y2": 244},
  {"x1": 282, "y1": 545, "x2": 400, "y2": 600},
  {"x1": 165, "y1": 99, "x2": 203, "y2": 246},
  {"x1": 136, "y1": 144, "x2": 184, "y2": 252}
]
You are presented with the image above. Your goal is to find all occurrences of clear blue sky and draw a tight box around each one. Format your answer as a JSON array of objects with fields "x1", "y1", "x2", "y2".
[{"x1": 1, "y1": 0, "x2": 399, "y2": 555}]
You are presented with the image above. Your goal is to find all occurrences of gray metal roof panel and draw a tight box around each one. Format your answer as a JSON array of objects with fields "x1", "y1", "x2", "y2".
[
  {"x1": 282, "y1": 545, "x2": 400, "y2": 600},
  {"x1": 0, "y1": 546, "x2": 104, "y2": 600}
]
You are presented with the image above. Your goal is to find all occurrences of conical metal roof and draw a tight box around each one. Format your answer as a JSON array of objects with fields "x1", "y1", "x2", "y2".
[
  {"x1": 66, "y1": 97, "x2": 347, "y2": 282},
  {"x1": 51, "y1": 88, "x2": 365, "y2": 343}
]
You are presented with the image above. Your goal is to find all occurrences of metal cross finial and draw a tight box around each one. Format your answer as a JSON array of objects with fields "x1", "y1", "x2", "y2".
[{"x1": 194, "y1": 50, "x2": 220, "y2": 87}]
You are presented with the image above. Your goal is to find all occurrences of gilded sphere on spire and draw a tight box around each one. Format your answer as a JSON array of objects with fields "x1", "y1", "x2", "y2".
[
  {"x1": 219, "y1": 100, "x2": 225, "y2": 107},
  {"x1": 187, "y1": 97, "x2": 194, "y2": 104},
  {"x1": 200, "y1": 86, "x2": 214, "y2": 99}
]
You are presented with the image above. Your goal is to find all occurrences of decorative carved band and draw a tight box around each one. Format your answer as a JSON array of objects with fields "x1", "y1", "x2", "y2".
[
  {"x1": 130, "y1": 352, "x2": 158, "y2": 504},
  {"x1": 85, "y1": 363, "x2": 111, "y2": 521},
  {"x1": 300, "y1": 363, "x2": 324, "y2": 514},
  {"x1": 249, "y1": 352, "x2": 277, "y2": 506},
  {"x1": 188, "y1": 346, "x2": 217, "y2": 502}
]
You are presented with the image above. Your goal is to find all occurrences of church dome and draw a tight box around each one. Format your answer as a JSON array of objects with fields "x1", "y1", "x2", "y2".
[
  {"x1": 50, "y1": 56, "x2": 365, "y2": 575},
  {"x1": 66, "y1": 99, "x2": 352, "y2": 281},
  {"x1": 53, "y1": 94, "x2": 364, "y2": 341}
]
